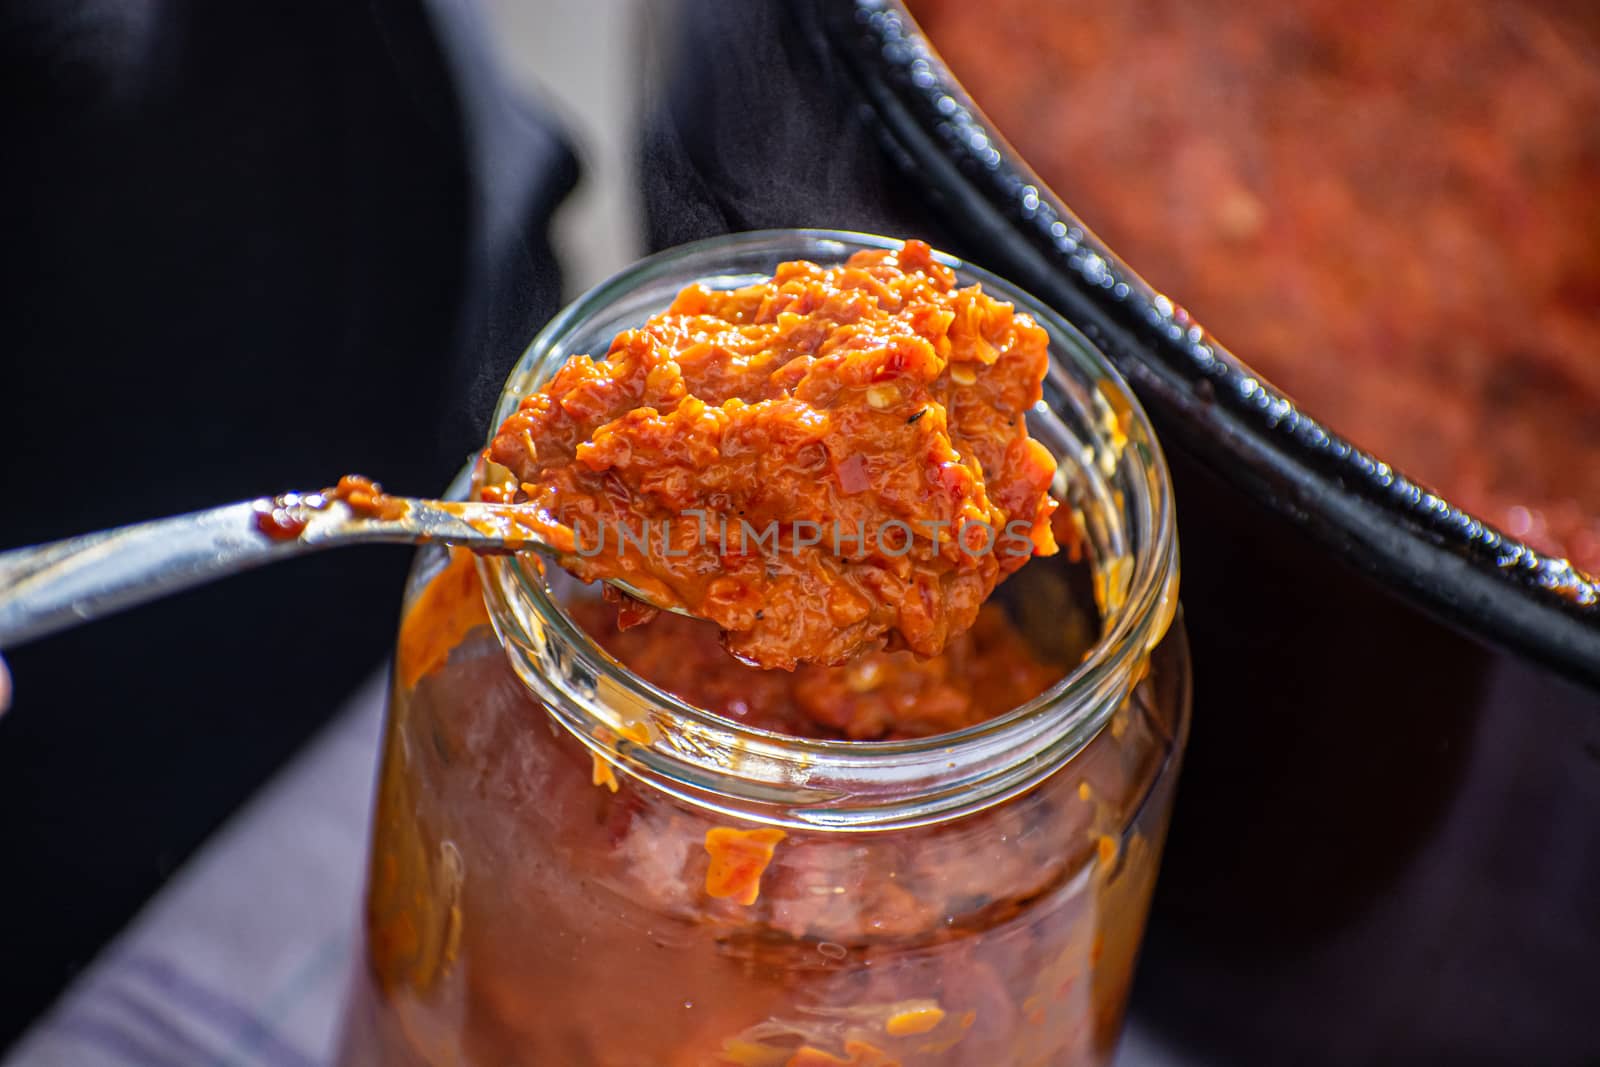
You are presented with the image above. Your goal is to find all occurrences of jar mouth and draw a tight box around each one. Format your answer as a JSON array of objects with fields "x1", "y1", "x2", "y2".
[{"x1": 478, "y1": 229, "x2": 1179, "y2": 828}]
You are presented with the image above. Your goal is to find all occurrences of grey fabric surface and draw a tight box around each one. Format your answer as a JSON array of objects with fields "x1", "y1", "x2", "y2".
[{"x1": 4, "y1": 673, "x2": 388, "y2": 1067}]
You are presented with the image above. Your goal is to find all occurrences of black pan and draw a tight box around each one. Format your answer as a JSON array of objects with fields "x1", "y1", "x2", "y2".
[{"x1": 821, "y1": 2, "x2": 1600, "y2": 686}]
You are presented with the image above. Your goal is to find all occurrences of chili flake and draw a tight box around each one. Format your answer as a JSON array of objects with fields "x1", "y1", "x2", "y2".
[
  {"x1": 591, "y1": 754, "x2": 619, "y2": 793},
  {"x1": 784, "y1": 1040, "x2": 900, "y2": 1067},
  {"x1": 884, "y1": 1004, "x2": 945, "y2": 1037},
  {"x1": 704, "y1": 826, "x2": 787, "y2": 905},
  {"x1": 395, "y1": 549, "x2": 490, "y2": 691}
]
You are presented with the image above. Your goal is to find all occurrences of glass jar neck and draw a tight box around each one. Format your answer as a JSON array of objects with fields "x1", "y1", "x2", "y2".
[{"x1": 477, "y1": 229, "x2": 1179, "y2": 831}]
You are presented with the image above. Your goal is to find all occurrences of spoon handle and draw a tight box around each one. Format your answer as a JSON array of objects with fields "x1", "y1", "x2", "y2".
[{"x1": 0, "y1": 494, "x2": 554, "y2": 649}]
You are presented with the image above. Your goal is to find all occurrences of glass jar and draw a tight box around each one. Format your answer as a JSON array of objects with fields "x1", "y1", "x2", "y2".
[{"x1": 335, "y1": 230, "x2": 1188, "y2": 1067}]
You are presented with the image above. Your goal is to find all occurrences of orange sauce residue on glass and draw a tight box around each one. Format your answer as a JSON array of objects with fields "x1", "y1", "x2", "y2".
[
  {"x1": 396, "y1": 548, "x2": 490, "y2": 691},
  {"x1": 704, "y1": 826, "x2": 788, "y2": 905},
  {"x1": 785, "y1": 1040, "x2": 900, "y2": 1067},
  {"x1": 884, "y1": 1005, "x2": 946, "y2": 1037}
]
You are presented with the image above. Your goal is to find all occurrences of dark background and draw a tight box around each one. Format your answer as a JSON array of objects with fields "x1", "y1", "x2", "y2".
[{"x1": 0, "y1": 0, "x2": 571, "y2": 1048}]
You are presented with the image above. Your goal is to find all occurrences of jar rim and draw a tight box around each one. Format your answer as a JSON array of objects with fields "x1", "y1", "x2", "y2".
[{"x1": 478, "y1": 228, "x2": 1180, "y2": 828}]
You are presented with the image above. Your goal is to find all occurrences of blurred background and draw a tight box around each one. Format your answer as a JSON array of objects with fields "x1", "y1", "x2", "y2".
[
  {"x1": 2, "y1": 1, "x2": 1597, "y2": 1064},
  {"x1": 480, "y1": 0, "x2": 644, "y2": 294},
  {"x1": 0, "y1": 0, "x2": 624, "y2": 1050}
]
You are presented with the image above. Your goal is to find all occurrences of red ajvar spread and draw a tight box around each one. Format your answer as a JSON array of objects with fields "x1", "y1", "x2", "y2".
[
  {"x1": 568, "y1": 596, "x2": 1062, "y2": 740},
  {"x1": 400, "y1": 552, "x2": 1064, "y2": 743},
  {"x1": 912, "y1": 0, "x2": 1600, "y2": 573},
  {"x1": 486, "y1": 241, "x2": 1060, "y2": 670}
]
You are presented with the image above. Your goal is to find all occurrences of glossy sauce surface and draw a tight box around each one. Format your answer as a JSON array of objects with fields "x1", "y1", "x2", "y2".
[{"x1": 487, "y1": 241, "x2": 1060, "y2": 669}]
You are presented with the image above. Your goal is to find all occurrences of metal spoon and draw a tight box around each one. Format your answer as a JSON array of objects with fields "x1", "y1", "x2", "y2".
[{"x1": 0, "y1": 488, "x2": 674, "y2": 650}]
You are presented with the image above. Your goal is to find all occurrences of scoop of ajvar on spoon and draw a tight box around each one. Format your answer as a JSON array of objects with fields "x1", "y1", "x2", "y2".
[{"x1": 0, "y1": 241, "x2": 1064, "y2": 668}]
